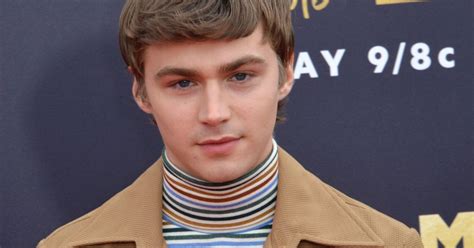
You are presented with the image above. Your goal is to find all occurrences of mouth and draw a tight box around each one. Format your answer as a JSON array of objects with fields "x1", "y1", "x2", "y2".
[{"x1": 197, "y1": 136, "x2": 241, "y2": 156}]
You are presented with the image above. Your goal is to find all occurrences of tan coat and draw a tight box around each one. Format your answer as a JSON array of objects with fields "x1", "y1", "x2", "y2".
[{"x1": 38, "y1": 148, "x2": 423, "y2": 248}]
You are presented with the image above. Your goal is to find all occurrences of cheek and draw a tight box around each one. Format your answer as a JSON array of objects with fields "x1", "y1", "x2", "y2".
[
  {"x1": 151, "y1": 100, "x2": 196, "y2": 138},
  {"x1": 238, "y1": 88, "x2": 279, "y2": 125},
  {"x1": 155, "y1": 114, "x2": 194, "y2": 151}
]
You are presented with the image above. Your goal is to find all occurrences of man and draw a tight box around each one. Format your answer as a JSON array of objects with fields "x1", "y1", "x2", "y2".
[{"x1": 38, "y1": 0, "x2": 423, "y2": 247}]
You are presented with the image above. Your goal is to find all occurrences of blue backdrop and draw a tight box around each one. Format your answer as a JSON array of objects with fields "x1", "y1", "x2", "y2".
[{"x1": 1, "y1": 1, "x2": 472, "y2": 247}]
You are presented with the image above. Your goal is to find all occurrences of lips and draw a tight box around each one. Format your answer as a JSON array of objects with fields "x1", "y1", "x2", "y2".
[
  {"x1": 199, "y1": 136, "x2": 239, "y2": 145},
  {"x1": 198, "y1": 136, "x2": 240, "y2": 156}
]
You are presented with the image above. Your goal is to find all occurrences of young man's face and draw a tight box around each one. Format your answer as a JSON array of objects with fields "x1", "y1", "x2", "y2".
[{"x1": 134, "y1": 25, "x2": 293, "y2": 182}]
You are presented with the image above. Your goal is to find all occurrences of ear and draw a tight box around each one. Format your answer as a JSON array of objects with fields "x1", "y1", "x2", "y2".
[
  {"x1": 132, "y1": 77, "x2": 153, "y2": 114},
  {"x1": 278, "y1": 54, "x2": 295, "y2": 100}
]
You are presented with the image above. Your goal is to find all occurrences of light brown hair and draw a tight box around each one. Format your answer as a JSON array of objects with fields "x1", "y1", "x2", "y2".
[{"x1": 119, "y1": 0, "x2": 294, "y2": 122}]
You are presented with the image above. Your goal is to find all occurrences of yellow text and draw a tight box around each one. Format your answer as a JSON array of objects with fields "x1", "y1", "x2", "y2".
[
  {"x1": 376, "y1": 0, "x2": 427, "y2": 5},
  {"x1": 290, "y1": 0, "x2": 330, "y2": 19},
  {"x1": 419, "y1": 212, "x2": 473, "y2": 248},
  {"x1": 290, "y1": 0, "x2": 428, "y2": 19}
]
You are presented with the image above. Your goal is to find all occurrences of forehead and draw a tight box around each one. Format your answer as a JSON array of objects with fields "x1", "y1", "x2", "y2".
[{"x1": 142, "y1": 25, "x2": 276, "y2": 72}]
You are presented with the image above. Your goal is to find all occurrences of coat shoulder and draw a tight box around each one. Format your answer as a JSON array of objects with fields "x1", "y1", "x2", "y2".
[
  {"x1": 37, "y1": 208, "x2": 99, "y2": 248},
  {"x1": 37, "y1": 162, "x2": 160, "y2": 248},
  {"x1": 326, "y1": 184, "x2": 424, "y2": 247},
  {"x1": 37, "y1": 187, "x2": 132, "y2": 248}
]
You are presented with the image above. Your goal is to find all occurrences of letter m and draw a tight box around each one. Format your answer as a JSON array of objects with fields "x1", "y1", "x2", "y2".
[{"x1": 419, "y1": 212, "x2": 473, "y2": 248}]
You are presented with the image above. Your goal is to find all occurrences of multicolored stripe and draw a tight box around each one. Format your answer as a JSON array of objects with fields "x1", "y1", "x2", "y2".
[
  {"x1": 162, "y1": 220, "x2": 272, "y2": 247},
  {"x1": 162, "y1": 139, "x2": 278, "y2": 247}
]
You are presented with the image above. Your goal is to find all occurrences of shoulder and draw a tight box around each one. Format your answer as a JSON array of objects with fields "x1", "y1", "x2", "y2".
[
  {"x1": 37, "y1": 162, "x2": 162, "y2": 248},
  {"x1": 277, "y1": 147, "x2": 423, "y2": 247},
  {"x1": 37, "y1": 201, "x2": 106, "y2": 247},
  {"x1": 321, "y1": 178, "x2": 423, "y2": 247}
]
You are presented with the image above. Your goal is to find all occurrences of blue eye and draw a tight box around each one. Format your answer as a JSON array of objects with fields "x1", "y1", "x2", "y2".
[
  {"x1": 232, "y1": 73, "x2": 249, "y2": 81},
  {"x1": 175, "y1": 80, "x2": 192, "y2": 89}
]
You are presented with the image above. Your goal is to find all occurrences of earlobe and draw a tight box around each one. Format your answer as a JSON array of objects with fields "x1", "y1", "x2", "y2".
[{"x1": 132, "y1": 78, "x2": 153, "y2": 114}]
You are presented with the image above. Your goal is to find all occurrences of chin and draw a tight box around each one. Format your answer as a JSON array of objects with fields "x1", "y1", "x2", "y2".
[
  {"x1": 200, "y1": 167, "x2": 245, "y2": 183},
  {"x1": 202, "y1": 173, "x2": 237, "y2": 183}
]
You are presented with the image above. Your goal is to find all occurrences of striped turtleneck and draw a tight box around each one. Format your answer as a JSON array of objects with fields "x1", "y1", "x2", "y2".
[{"x1": 161, "y1": 139, "x2": 279, "y2": 247}]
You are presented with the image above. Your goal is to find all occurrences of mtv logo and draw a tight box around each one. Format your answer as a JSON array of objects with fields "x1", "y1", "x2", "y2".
[{"x1": 419, "y1": 212, "x2": 473, "y2": 248}]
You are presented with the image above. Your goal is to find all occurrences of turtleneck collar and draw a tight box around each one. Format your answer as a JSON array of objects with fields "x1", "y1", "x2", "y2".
[{"x1": 162, "y1": 139, "x2": 279, "y2": 233}]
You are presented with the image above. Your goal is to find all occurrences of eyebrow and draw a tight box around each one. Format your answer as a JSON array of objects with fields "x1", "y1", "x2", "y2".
[
  {"x1": 154, "y1": 55, "x2": 266, "y2": 80},
  {"x1": 218, "y1": 55, "x2": 266, "y2": 74}
]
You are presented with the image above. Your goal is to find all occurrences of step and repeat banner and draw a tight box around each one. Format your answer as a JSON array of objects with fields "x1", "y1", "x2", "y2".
[{"x1": 1, "y1": 1, "x2": 472, "y2": 247}]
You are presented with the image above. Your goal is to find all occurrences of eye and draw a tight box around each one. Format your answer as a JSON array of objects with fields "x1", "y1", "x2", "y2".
[
  {"x1": 230, "y1": 72, "x2": 250, "y2": 82},
  {"x1": 173, "y1": 79, "x2": 194, "y2": 89}
]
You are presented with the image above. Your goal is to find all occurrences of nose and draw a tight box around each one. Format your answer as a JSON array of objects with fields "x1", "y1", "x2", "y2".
[{"x1": 198, "y1": 82, "x2": 231, "y2": 126}]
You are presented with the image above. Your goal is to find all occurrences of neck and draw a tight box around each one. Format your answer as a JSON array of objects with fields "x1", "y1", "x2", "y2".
[{"x1": 161, "y1": 139, "x2": 279, "y2": 233}]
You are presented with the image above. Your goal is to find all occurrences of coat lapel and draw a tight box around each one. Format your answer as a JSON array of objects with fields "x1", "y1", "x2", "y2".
[{"x1": 264, "y1": 148, "x2": 384, "y2": 247}]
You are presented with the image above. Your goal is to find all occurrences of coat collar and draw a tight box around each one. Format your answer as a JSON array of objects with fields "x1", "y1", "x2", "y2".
[{"x1": 66, "y1": 147, "x2": 384, "y2": 248}]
